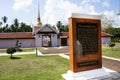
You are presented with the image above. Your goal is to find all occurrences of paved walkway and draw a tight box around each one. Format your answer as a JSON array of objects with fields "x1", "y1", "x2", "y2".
[{"x1": 0, "y1": 51, "x2": 35, "y2": 56}]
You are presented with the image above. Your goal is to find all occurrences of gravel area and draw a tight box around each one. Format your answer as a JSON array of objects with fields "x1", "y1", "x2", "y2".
[{"x1": 40, "y1": 47, "x2": 69, "y2": 54}]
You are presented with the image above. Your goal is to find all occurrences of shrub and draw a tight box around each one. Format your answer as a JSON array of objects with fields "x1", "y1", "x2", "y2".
[
  {"x1": 109, "y1": 42, "x2": 115, "y2": 49},
  {"x1": 6, "y1": 47, "x2": 16, "y2": 58}
]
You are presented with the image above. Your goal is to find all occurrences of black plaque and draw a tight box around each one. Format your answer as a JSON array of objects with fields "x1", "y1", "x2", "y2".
[
  {"x1": 77, "y1": 60, "x2": 99, "y2": 67},
  {"x1": 76, "y1": 22, "x2": 98, "y2": 55}
]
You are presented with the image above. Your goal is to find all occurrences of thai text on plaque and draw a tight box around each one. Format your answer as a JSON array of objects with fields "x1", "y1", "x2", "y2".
[{"x1": 76, "y1": 22, "x2": 98, "y2": 55}]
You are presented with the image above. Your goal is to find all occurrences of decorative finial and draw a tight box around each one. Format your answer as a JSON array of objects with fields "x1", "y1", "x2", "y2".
[{"x1": 36, "y1": 0, "x2": 42, "y2": 26}]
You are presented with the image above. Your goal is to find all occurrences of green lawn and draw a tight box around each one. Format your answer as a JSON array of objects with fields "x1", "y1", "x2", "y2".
[
  {"x1": 0, "y1": 49, "x2": 6, "y2": 53},
  {"x1": 22, "y1": 48, "x2": 35, "y2": 52},
  {"x1": 0, "y1": 55, "x2": 69, "y2": 80},
  {"x1": 102, "y1": 48, "x2": 120, "y2": 59}
]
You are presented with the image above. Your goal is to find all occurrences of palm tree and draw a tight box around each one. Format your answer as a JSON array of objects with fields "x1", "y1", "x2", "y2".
[
  {"x1": 1, "y1": 16, "x2": 8, "y2": 27},
  {"x1": 19, "y1": 22, "x2": 32, "y2": 32},
  {"x1": 1, "y1": 16, "x2": 8, "y2": 32},
  {"x1": 13, "y1": 18, "x2": 19, "y2": 32},
  {"x1": 0, "y1": 22, "x2": 2, "y2": 26}
]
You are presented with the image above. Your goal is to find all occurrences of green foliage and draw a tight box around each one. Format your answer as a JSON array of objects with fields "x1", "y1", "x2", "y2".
[
  {"x1": 1, "y1": 16, "x2": 8, "y2": 24},
  {"x1": 56, "y1": 21, "x2": 68, "y2": 32},
  {"x1": 0, "y1": 16, "x2": 32, "y2": 32},
  {"x1": 19, "y1": 22, "x2": 32, "y2": 32},
  {"x1": 6, "y1": 47, "x2": 16, "y2": 58},
  {"x1": 104, "y1": 27, "x2": 120, "y2": 42},
  {"x1": 6, "y1": 47, "x2": 16, "y2": 54},
  {"x1": 109, "y1": 42, "x2": 115, "y2": 48}
]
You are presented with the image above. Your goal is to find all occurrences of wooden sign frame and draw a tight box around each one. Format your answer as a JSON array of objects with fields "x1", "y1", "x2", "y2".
[{"x1": 69, "y1": 17, "x2": 102, "y2": 72}]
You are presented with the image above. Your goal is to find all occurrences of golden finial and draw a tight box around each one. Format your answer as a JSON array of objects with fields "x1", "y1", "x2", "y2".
[{"x1": 36, "y1": 0, "x2": 42, "y2": 26}]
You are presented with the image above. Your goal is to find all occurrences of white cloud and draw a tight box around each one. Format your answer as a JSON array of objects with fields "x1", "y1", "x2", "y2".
[
  {"x1": 102, "y1": 0, "x2": 110, "y2": 7},
  {"x1": 13, "y1": 0, "x2": 33, "y2": 11},
  {"x1": 101, "y1": 10, "x2": 120, "y2": 27},
  {"x1": 42, "y1": 0, "x2": 98, "y2": 25},
  {"x1": 42, "y1": 0, "x2": 119, "y2": 27},
  {"x1": 102, "y1": 11, "x2": 114, "y2": 19},
  {"x1": 81, "y1": 0, "x2": 100, "y2": 4}
]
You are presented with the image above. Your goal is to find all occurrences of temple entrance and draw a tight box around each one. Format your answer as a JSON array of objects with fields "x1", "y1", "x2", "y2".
[
  {"x1": 42, "y1": 35, "x2": 51, "y2": 47},
  {"x1": 60, "y1": 38, "x2": 67, "y2": 46}
]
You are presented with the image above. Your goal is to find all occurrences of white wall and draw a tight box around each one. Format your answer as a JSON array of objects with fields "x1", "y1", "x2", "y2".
[
  {"x1": 35, "y1": 34, "x2": 42, "y2": 47},
  {"x1": 51, "y1": 34, "x2": 58, "y2": 47},
  {"x1": 0, "y1": 39, "x2": 35, "y2": 49},
  {"x1": 102, "y1": 37, "x2": 111, "y2": 44},
  {"x1": 35, "y1": 34, "x2": 59, "y2": 47}
]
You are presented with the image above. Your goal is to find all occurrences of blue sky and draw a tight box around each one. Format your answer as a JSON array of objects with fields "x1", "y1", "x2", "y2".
[{"x1": 0, "y1": 0, "x2": 120, "y2": 27}]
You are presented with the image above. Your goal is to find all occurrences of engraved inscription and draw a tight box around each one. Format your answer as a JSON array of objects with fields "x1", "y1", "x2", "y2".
[
  {"x1": 77, "y1": 60, "x2": 99, "y2": 67},
  {"x1": 76, "y1": 22, "x2": 98, "y2": 55}
]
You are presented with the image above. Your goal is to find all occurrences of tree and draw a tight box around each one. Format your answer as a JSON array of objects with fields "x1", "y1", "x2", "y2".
[
  {"x1": 101, "y1": 14, "x2": 115, "y2": 31},
  {"x1": 0, "y1": 16, "x2": 33, "y2": 32},
  {"x1": 6, "y1": 47, "x2": 16, "y2": 58},
  {"x1": 0, "y1": 22, "x2": 2, "y2": 26},
  {"x1": 56, "y1": 21, "x2": 68, "y2": 32},
  {"x1": 1, "y1": 16, "x2": 8, "y2": 26},
  {"x1": 19, "y1": 22, "x2": 32, "y2": 32},
  {"x1": 109, "y1": 42, "x2": 115, "y2": 50},
  {"x1": 64, "y1": 25, "x2": 68, "y2": 32},
  {"x1": 117, "y1": 8, "x2": 120, "y2": 16},
  {"x1": 56, "y1": 21, "x2": 63, "y2": 32},
  {"x1": 0, "y1": 22, "x2": 2, "y2": 32},
  {"x1": 13, "y1": 18, "x2": 19, "y2": 32},
  {"x1": 1, "y1": 16, "x2": 8, "y2": 32}
]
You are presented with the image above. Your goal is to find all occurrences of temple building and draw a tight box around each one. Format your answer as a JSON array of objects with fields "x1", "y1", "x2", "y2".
[
  {"x1": 33, "y1": 1, "x2": 59, "y2": 47},
  {"x1": 0, "y1": 2, "x2": 113, "y2": 49}
]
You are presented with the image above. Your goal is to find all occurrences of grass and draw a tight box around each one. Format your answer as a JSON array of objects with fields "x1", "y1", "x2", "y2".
[
  {"x1": 0, "y1": 54, "x2": 69, "y2": 80},
  {"x1": 102, "y1": 48, "x2": 120, "y2": 59},
  {"x1": 0, "y1": 49, "x2": 6, "y2": 53},
  {"x1": 22, "y1": 48, "x2": 35, "y2": 52},
  {"x1": 102, "y1": 43, "x2": 120, "y2": 59}
]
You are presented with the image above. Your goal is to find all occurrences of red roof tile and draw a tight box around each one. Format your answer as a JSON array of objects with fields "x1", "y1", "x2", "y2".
[
  {"x1": 0, "y1": 32, "x2": 34, "y2": 39},
  {"x1": 60, "y1": 32, "x2": 68, "y2": 36},
  {"x1": 101, "y1": 32, "x2": 113, "y2": 37},
  {"x1": 60, "y1": 32, "x2": 113, "y2": 37},
  {"x1": 0, "y1": 32, "x2": 113, "y2": 39}
]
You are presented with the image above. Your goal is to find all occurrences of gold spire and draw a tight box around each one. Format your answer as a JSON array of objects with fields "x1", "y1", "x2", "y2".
[{"x1": 36, "y1": 0, "x2": 42, "y2": 26}]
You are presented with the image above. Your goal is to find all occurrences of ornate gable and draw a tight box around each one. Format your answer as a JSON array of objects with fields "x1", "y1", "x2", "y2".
[{"x1": 37, "y1": 24, "x2": 59, "y2": 34}]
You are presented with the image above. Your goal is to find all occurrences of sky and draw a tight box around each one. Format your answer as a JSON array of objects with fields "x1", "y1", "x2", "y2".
[{"x1": 0, "y1": 0, "x2": 120, "y2": 27}]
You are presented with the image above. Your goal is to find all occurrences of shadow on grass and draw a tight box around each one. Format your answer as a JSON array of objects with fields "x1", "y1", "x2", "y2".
[{"x1": 10, "y1": 57, "x2": 21, "y2": 59}]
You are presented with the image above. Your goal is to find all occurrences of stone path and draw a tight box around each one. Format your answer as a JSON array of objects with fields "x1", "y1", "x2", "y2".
[
  {"x1": 0, "y1": 51, "x2": 35, "y2": 56},
  {"x1": 91, "y1": 72, "x2": 120, "y2": 80},
  {"x1": 40, "y1": 47, "x2": 69, "y2": 54},
  {"x1": 102, "y1": 57, "x2": 120, "y2": 72}
]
